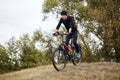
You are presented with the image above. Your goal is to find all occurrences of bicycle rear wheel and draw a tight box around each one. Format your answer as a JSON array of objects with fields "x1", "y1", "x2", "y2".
[
  {"x1": 52, "y1": 48, "x2": 67, "y2": 71},
  {"x1": 72, "y1": 47, "x2": 82, "y2": 66}
]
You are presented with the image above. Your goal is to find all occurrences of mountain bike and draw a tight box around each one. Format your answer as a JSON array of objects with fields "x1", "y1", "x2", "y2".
[{"x1": 52, "y1": 32, "x2": 82, "y2": 71}]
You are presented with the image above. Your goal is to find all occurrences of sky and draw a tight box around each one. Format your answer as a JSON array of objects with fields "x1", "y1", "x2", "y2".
[{"x1": 0, "y1": 0, "x2": 58, "y2": 45}]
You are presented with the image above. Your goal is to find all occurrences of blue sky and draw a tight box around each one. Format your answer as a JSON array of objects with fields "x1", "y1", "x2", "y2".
[{"x1": 0, "y1": 0, "x2": 58, "y2": 45}]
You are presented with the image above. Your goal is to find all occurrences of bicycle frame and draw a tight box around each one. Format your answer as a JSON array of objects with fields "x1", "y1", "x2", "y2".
[
  {"x1": 52, "y1": 32, "x2": 82, "y2": 71},
  {"x1": 55, "y1": 33, "x2": 75, "y2": 59}
]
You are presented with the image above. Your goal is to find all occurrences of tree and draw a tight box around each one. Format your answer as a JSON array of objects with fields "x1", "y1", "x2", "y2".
[
  {"x1": 32, "y1": 29, "x2": 53, "y2": 64},
  {"x1": 17, "y1": 34, "x2": 42, "y2": 68},
  {"x1": 42, "y1": 0, "x2": 120, "y2": 62},
  {"x1": 86, "y1": 0, "x2": 120, "y2": 62},
  {"x1": 0, "y1": 44, "x2": 9, "y2": 73},
  {"x1": 5, "y1": 32, "x2": 44, "y2": 69},
  {"x1": 6, "y1": 37, "x2": 21, "y2": 71}
]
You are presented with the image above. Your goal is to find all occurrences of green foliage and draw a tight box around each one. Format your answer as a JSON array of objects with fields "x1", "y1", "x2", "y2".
[
  {"x1": 6, "y1": 37, "x2": 21, "y2": 71},
  {"x1": 33, "y1": 29, "x2": 53, "y2": 64},
  {"x1": 17, "y1": 34, "x2": 38, "y2": 68},
  {"x1": 87, "y1": 0, "x2": 120, "y2": 62},
  {"x1": 0, "y1": 29, "x2": 55, "y2": 74},
  {"x1": 42, "y1": 0, "x2": 120, "y2": 62},
  {"x1": 0, "y1": 44, "x2": 10, "y2": 74},
  {"x1": 43, "y1": 0, "x2": 59, "y2": 13}
]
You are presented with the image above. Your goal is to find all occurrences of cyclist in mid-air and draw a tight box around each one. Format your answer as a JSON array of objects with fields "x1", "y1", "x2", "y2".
[{"x1": 55, "y1": 10, "x2": 81, "y2": 58}]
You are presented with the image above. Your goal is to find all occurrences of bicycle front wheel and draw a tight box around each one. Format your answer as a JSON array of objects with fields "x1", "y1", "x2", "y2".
[{"x1": 52, "y1": 48, "x2": 67, "y2": 71}]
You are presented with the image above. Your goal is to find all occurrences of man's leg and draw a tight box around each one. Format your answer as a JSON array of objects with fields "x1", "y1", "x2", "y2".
[
  {"x1": 72, "y1": 31, "x2": 81, "y2": 57},
  {"x1": 72, "y1": 31, "x2": 79, "y2": 53},
  {"x1": 65, "y1": 34, "x2": 71, "y2": 59},
  {"x1": 65, "y1": 34, "x2": 71, "y2": 45}
]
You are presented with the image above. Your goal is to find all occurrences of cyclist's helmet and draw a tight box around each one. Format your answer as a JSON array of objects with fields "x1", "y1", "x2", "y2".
[{"x1": 61, "y1": 10, "x2": 67, "y2": 15}]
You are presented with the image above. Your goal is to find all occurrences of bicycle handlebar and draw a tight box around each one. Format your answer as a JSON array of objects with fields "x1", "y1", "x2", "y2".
[{"x1": 53, "y1": 32, "x2": 67, "y2": 36}]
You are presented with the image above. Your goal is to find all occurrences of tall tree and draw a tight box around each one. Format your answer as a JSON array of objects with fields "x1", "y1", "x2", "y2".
[
  {"x1": 86, "y1": 0, "x2": 120, "y2": 62},
  {"x1": 6, "y1": 37, "x2": 20, "y2": 71},
  {"x1": 0, "y1": 44, "x2": 9, "y2": 73},
  {"x1": 42, "y1": 0, "x2": 120, "y2": 62},
  {"x1": 32, "y1": 29, "x2": 53, "y2": 64},
  {"x1": 17, "y1": 34, "x2": 41, "y2": 68}
]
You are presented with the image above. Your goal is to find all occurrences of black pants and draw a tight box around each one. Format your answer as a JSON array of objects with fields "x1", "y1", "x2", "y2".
[{"x1": 66, "y1": 31, "x2": 79, "y2": 53}]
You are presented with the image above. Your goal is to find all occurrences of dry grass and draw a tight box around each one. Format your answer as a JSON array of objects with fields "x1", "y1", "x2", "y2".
[{"x1": 0, "y1": 62, "x2": 120, "y2": 80}]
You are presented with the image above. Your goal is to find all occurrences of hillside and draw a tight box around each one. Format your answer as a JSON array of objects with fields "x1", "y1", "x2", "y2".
[{"x1": 0, "y1": 62, "x2": 120, "y2": 80}]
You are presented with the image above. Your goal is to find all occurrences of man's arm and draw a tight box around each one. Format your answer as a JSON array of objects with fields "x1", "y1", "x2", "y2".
[
  {"x1": 68, "y1": 17, "x2": 74, "y2": 33},
  {"x1": 56, "y1": 18, "x2": 62, "y2": 32},
  {"x1": 55, "y1": 29, "x2": 59, "y2": 32}
]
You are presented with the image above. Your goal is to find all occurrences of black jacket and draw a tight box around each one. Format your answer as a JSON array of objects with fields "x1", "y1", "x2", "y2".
[{"x1": 56, "y1": 16, "x2": 77, "y2": 33}]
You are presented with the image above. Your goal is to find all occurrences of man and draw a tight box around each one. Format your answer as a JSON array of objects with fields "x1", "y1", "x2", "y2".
[{"x1": 55, "y1": 10, "x2": 81, "y2": 58}]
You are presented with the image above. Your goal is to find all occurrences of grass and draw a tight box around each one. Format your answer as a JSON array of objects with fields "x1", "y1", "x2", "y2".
[{"x1": 0, "y1": 62, "x2": 120, "y2": 80}]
